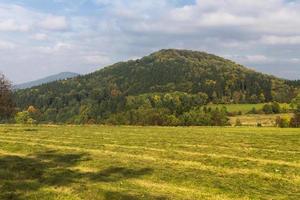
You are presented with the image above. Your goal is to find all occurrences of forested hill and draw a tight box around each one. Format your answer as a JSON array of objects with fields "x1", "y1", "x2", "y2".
[{"x1": 14, "y1": 49, "x2": 298, "y2": 123}]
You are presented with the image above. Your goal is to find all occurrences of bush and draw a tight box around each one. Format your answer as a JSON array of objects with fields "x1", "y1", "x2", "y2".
[
  {"x1": 262, "y1": 102, "x2": 281, "y2": 114},
  {"x1": 271, "y1": 102, "x2": 281, "y2": 113},
  {"x1": 15, "y1": 111, "x2": 36, "y2": 124},
  {"x1": 290, "y1": 113, "x2": 300, "y2": 128},
  {"x1": 262, "y1": 104, "x2": 273, "y2": 114},
  {"x1": 235, "y1": 119, "x2": 242, "y2": 126},
  {"x1": 275, "y1": 116, "x2": 290, "y2": 128},
  {"x1": 257, "y1": 123, "x2": 262, "y2": 127}
]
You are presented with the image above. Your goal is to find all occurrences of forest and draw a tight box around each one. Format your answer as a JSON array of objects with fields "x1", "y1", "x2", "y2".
[{"x1": 2, "y1": 49, "x2": 300, "y2": 126}]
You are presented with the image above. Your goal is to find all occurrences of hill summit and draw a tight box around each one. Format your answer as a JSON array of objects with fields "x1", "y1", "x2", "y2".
[{"x1": 14, "y1": 49, "x2": 298, "y2": 123}]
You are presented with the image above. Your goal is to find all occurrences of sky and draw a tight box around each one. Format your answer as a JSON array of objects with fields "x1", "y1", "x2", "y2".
[{"x1": 0, "y1": 0, "x2": 300, "y2": 84}]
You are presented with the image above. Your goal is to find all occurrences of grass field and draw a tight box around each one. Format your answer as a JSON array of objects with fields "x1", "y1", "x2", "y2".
[
  {"x1": 229, "y1": 113, "x2": 294, "y2": 127},
  {"x1": 0, "y1": 125, "x2": 299, "y2": 200}
]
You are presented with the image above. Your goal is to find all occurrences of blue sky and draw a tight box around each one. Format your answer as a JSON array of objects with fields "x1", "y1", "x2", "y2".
[{"x1": 0, "y1": 0, "x2": 300, "y2": 84}]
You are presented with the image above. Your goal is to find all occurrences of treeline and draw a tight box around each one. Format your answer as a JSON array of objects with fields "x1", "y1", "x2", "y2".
[
  {"x1": 285, "y1": 80, "x2": 300, "y2": 88},
  {"x1": 14, "y1": 92, "x2": 300, "y2": 127},
  {"x1": 13, "y1": 92, "x2": 229, "y2": 126},
  {"x1": 104, "y1": 93, "x2": 229, "y2": 126},
  {"x1": 247, "y1": 102, "x2": 288, "y2": 115}
]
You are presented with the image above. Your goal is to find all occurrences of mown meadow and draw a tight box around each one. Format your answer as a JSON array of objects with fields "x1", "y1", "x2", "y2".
[{"x1": 0, "y1": 125, "x2": 299, "y2": 200}]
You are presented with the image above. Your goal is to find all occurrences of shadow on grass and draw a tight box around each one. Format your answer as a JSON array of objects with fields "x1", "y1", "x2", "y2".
[
  {"x1": 0, "y1": 151, "x2": 155, "y2": 200},
  {"x1": 23, "y1": 129, "x2": 38, "y2": 132},
  {"x1": 90, "y1": 167, "x2": 153, "y2": 182},
  {"x1": 102, "y1": 191, "x2": 167, "y2": 200}
]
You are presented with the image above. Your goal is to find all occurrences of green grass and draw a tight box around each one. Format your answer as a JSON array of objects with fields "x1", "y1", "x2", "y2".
[
  {"x1": 208, "y1": 103, "x2": 291, "y2": 114},
  {"x1": 0, "y1": 125, "x2": 299, "y2": 200},
  {"x1": 230, "y1": 113, "x2": 294, "y2": 126}
]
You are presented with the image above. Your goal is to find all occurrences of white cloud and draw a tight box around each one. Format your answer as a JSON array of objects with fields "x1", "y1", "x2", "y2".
[
  {"x1": 224, "y1": 54, "x2": 272, "y2": 64},
  {"x1": 0, "y1": 19, "x2": 29, "y2": 32},
  {"x1": 245, "y1": 55, "x2": 271, "y2": 63},
  {"x1": 289, "y1": 58, "x2": 300, "y2": 64},
  {"x1": 0, "y1": 40, "x2": 15, "y2": 49},
  {"x1": 40, "y1": 16, "x2": 68, "y2": 31},
  {"x1": 94, "y1": 0, "x2": 111, "y2": 6},
  {"x1": 84, "y1": 54, "x2": 111, "y2": 65},
  {"x1": 199, "y1": 12, "x2": 254, "y2": 27},
  {"x1": 262, "y1": 35, "x2": 300, "y2": 45},
  {"x1": 31, "y1": 33, "x2": 48, "y2": 41},
  {"x1": 35, "y1": 42, "x2": 73, "y2": 54}
]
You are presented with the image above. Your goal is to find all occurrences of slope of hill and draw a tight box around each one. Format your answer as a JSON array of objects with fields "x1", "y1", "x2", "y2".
[
  {"x1": 14, "y1": 72, "x2": 79, "y2": 90},
  {"x1": 14, "y1": 49, "x2": 299, "y2": 124}
]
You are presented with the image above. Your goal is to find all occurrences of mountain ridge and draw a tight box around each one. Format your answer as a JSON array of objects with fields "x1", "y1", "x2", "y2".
[{"x1": 14, "y1": 72, "x2": 79, "y2": 90}]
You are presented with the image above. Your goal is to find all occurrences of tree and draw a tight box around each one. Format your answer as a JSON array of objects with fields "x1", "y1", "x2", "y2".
[
  {"x1": 249, "y1": 94, "x2": 258, "y2": 103},
  {"x1": 258, "y1": 93, "x2": 266, "y2": 103},
  {"x1": 271, "y1": 102, "x2": 281, "y2": 114},
  {"x1": 27, "y1": 105, "x2": 41, "y2": 122},
  {"x1": 262, "y1": 104, "x2": 273, "y2": 114},
  {"x1": 291, "y1": 93, "x2": 300, "y2": 112},
  {"x1": 15, "y1": 111, "x2": 36, "y2": 124},
  {"x1": 0, "y1": 73, "x2": 15, "y2": 120},
  {"x1": 232, "y1": 91, "x2": 242, "y2": 103},
  {"x1": 290, "y1": 114, "x2": 300, "y2": 128},
  {"x1": 290, "y1": 94, "x2": 300, "y2": 127},
  {"x1": 210, "y1": 107, "x2": 229, "y2": 126}
]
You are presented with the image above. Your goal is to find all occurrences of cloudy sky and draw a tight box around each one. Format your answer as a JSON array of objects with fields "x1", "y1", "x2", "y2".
[{"x1": 0, "y1": 0, "x2": 300, "y2": 84}]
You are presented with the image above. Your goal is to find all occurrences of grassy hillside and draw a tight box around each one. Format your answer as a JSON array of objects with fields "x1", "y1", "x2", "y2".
[
  {"x1": 13, "y1": 49, "x2": 298, "y2": 124},
  {"x1": 0, "y1": 125, "x2": 299, "y2": 199}
]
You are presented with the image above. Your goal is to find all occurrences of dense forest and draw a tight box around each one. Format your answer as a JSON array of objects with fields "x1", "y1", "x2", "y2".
[{"x1": 14, "y1": 49, "x2": 300, "y2": 125}]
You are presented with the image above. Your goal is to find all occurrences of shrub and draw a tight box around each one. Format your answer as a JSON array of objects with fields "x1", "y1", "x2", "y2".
[
  {"x1": 271, "y1": 102, "x2": 281, "y2": 114},
  {"x1": 257, "y1": 123, "x2": 262, "y2": 127},
  {"x1": 290, "y1": 113, "x2": 300, "y2": 128},
  {"x1": 15, "y1": 111, "x2": 35, "y2": 124},
  {"x1": 262, "y1": 104, "x2": 273, "y2": 114},
  {"x1": 235, "y1": 119, "x2": 242, "y2": 126},
  {"x1": 275, "y1": 116, "x2": 290, "y2": 128}
]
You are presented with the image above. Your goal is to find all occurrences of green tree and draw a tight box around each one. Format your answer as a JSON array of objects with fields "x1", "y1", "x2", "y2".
[
  {"x1": 262, "y1": 104, "x2": 273, "y2": 114},
  {"x1": 291, "y1": 94, "x2": 300, "y2": 112},
  {"x1": 271, "y1": 102, "x2": 281, "y2": 114},
  {"x1": 258, "y1": 93, "x2": 266, "y2": 103},
  {"x1": 290, "y1": 94, "x2": 300, "y2": 127},
  {"x1": 249, "y1": 94, "x2": 258, "y2": 103},
  {"x1": 15, "y1": 111, "x2": 35, "y2": 124},
  {"x1": 0, "y1": 73, "x2": 15, "y2": 120}
]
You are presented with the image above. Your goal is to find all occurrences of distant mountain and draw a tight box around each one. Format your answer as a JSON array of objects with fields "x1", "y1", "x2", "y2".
[
  {"x1": 14, "y1": 72, "x2": 79, "y2": 89},
  {"x1": 14, "y1": 49, "x2": 299, "y2": 124}
]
